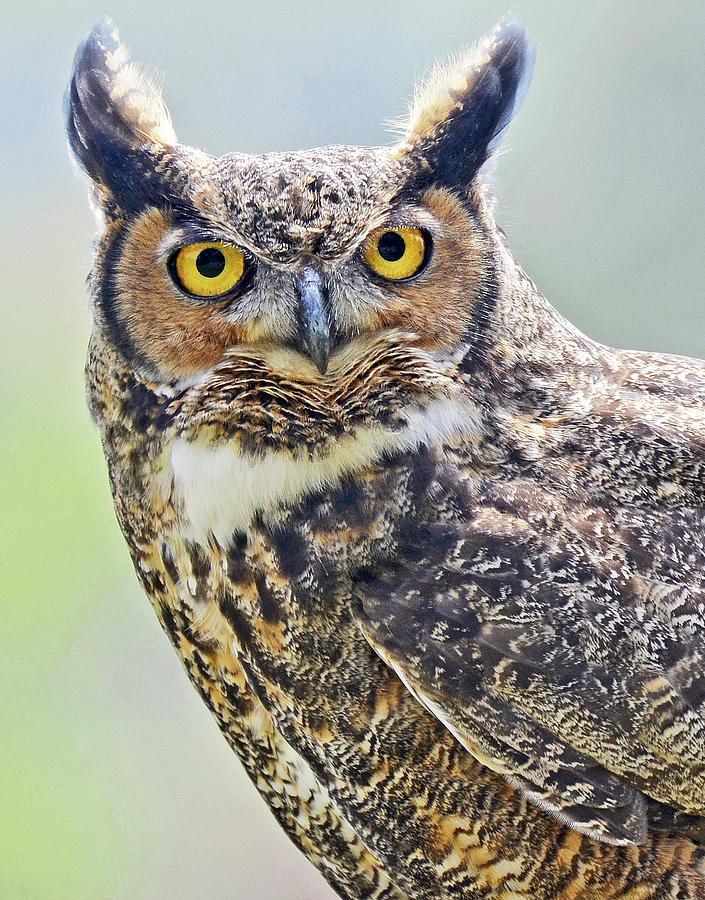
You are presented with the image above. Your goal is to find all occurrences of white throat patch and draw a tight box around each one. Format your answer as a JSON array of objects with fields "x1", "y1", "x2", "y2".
[{"x1": 168, "y1": 397, "x2": 480, "y2": 546}]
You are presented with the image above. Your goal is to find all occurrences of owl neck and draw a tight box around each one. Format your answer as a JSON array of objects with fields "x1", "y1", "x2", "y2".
[{"x1": 460, "y1": 227, "x2": 608, "y2": 423}]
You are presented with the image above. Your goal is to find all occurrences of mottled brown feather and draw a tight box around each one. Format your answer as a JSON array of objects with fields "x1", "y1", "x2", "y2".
[{"x1": 70, "y1": 16, "x2": 705, "y2": 900}]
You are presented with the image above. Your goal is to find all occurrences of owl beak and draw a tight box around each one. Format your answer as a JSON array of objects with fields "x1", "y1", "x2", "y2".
[{"x1": 295, "y1": 268, "x2": 332, "y2": 375}]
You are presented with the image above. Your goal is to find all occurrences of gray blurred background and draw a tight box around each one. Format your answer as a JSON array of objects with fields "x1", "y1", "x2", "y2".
[{"x1": 2, "y1": 1, "x2": 704, "y2": 897}]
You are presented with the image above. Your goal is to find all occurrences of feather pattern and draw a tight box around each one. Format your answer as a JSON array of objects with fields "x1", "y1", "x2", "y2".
[{"x1": 69, "y1": 15, "x2": 705, "y2": 900}]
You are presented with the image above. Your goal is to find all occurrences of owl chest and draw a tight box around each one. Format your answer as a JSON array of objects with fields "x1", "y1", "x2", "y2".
[
  {"x1": 118, "y1": 436, "x2": 565, "y2": 898},
  {"x1": 132, "y1": 434, "x2": 392, "y2": 729},
  {"x1": 126, "y1": 509, "x2": 404, "y2": 900}
]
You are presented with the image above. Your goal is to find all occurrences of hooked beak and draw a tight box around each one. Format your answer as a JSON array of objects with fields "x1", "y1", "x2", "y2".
[{"x1": 295, "y1": 267, "x2": 332, "y2": 375}]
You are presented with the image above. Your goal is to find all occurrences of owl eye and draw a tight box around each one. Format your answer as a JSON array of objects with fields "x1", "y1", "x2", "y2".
[
  {"x1": 170, "y1": 241, "x2": 247, "y2": 298},
  {"x1": 363, "y1": 227, "x2": 430, "y2": 281}
]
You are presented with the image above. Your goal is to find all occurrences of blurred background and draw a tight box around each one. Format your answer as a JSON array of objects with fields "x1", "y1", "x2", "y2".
[{"x1": 2, "y1": 1, "x2": 704, "y2": 897}]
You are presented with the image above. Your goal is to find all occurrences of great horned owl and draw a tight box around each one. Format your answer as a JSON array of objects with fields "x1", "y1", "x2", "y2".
[{"x1": 66, "y1": 16, "x2": 705, "y2": 900}]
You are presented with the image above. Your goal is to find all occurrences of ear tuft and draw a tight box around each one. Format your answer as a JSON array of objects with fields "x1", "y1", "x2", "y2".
[
  {"x1": 65, "y1": 19, "x2": 181, "y2": 215},
  {"x1": 399, "y1": 17, "x2": 534, "y2": 188},
  {"x1": 65, "y1": 18, "x2": 176, "y2": 190}
]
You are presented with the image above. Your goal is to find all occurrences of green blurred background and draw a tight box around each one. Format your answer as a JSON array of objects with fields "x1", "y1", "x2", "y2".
[{"x1": 2, "y1": 1, "x2": 704, "y2": 897}]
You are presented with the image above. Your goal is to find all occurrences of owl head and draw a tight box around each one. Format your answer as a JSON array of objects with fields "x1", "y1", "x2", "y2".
[{"x1": 67, "y1": 18, "x2": 534, "y2": 453}]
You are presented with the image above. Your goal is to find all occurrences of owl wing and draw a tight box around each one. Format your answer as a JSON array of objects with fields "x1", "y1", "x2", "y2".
[{"x1": 355, "y1": 490, "x2": 705, "y2": 846}]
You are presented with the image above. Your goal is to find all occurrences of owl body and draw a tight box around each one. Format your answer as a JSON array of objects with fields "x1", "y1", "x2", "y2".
[{"x1": 70, "y1": 18, "x2": 705, "y2": 900}]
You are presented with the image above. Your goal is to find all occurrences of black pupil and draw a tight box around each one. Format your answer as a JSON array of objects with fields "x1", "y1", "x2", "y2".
[
  {"x1": 377, "y1": 231, "x2": 406, "y2": 262},
  {"x1": 196, "y1": 247, "x2": 226, "y2": 278}
]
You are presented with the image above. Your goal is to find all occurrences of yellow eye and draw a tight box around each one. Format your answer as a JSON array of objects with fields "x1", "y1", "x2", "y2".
[
  {"x1": 363, "y1": 227, "x2": 429, "y2": 280},
  {"x1": 171, "y1": 241, "x2": 246, "y2": 298}
]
